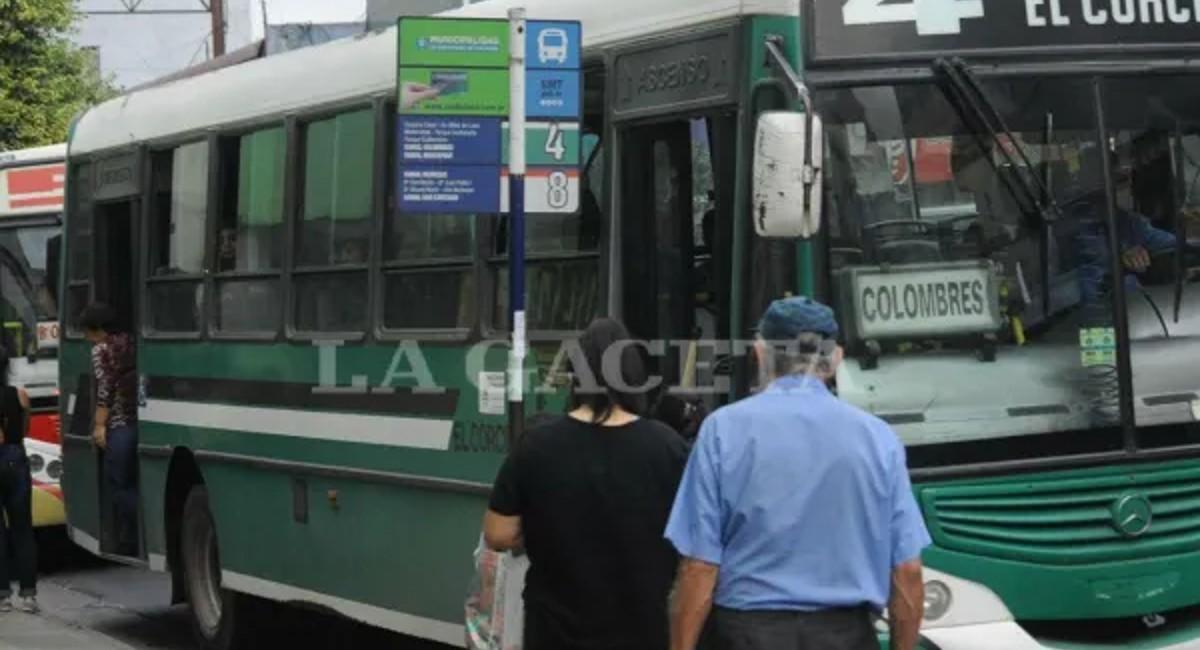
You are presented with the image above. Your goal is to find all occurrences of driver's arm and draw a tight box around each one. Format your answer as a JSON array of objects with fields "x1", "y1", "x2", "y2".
[{"x1": 1130, "y1": 212, "x2": 1178, "y2": 253}]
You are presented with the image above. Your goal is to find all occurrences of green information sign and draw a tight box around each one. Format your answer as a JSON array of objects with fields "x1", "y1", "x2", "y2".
[
  {"x1": 502, "y1": 122, "x2": 581, "y2": 166},
  {"x1": 397, "y1": 18, "x2": 509, "y2": 68},
  {"x1": 398, "y1": 67, "x2": 509, "y2": 116}
]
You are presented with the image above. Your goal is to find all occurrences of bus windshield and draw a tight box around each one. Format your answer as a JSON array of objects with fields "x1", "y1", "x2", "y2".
[
  {"x1": 819, "y1": 76, "x2": 1144, "y2": 449},
  {"x1": 0, "y1": 225, "x2": 58, "y2": 358}
]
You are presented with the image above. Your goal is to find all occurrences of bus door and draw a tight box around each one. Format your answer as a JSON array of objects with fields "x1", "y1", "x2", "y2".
[
  {"x1": 90, "y1": 154, "x2": 143, "y2": 558},
  {"x1": 620, "y1": 114, "x2": 736, "y2": 427}
]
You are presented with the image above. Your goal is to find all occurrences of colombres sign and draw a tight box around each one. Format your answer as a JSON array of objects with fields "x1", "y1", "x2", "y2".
[{"x1": 808, "y1": 0, "x2": 1200, "y2": 63}]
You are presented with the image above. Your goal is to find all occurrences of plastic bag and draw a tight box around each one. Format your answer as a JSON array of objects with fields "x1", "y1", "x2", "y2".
[{"x1": 466, "y1": 536, "x2": 529, "y2": 650}]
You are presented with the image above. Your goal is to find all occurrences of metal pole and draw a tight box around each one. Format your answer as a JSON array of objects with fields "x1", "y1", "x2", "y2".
[
  {"x1": 211, "y1": 0, "x2": 226, "y2": 57},
  {"x1": 1092, "y1": 79, "x2": 1137, "y2": 453},
  {"x1": 507, "y1": 7, "x2": 527, "y2": 449}
]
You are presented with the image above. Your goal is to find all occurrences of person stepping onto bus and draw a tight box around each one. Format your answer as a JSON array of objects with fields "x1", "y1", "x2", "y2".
[
  {"x1": 81, "y1": 303, "x2": 139, "y2": 556},
  {"x1": 0, "y1": 349, "x2": 36, "y2": 614},
  {"x1": 665, "y1": 296, "x2": 931, "y2": 650},
  {"x1": 483, "y1": 318, "x2": 688, "y2": 650}
]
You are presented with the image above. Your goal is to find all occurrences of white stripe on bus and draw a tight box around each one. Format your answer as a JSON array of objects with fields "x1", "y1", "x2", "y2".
[
  {"x1": 141, "y1": 399, "x2": 454, "y2": 451},
  {"x1": 221, "y1": 570, "x2": 464, "y2": 647}
]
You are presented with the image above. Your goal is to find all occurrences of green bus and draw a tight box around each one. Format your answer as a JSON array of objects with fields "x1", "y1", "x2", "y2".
[{"x1": 59, "y1": 0, "x2": 1200, "y2": 648}]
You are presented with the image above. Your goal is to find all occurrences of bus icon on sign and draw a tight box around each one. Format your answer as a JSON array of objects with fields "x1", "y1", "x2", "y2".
[{"x1": 537, "y1": 28, "x2": 569, "y2": 64}]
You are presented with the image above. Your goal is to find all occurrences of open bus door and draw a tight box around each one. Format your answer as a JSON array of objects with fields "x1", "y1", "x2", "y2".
[
  {"x1": 620, "y1": 114, "x2": 737, "y2": 434},
  {"x1": 64, "y1": 153, "x2": 144, "y2": 560}
]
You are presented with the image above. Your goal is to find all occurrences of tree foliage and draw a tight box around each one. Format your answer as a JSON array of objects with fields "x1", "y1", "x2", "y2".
[{"x1": 0, "y1": 0, "x2": 115, "y2": 150}]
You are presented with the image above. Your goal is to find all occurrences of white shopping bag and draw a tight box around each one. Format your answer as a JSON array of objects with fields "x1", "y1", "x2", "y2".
[{"x1": 466, "y1": 536, "x2": 529, "y2": 650}]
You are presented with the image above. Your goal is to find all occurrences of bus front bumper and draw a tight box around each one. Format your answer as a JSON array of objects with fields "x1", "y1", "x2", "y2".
[
  {"x1": 31, "y1": 483, "x2": 65, "y2": 528},
  {"x1": 920, "y1": 568, "x2": 1200, "y2": 650}
]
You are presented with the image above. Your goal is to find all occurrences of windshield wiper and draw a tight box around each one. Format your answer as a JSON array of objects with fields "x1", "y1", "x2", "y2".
[
  {"x1": 1172, "y1": 124, "x2": 1187, "y2": 323},
  {"x1": 934, "y1": 57, "x2": 1062, "y2": 318},
  {"x1": 934, "y1": 58, "x2": 1062, "y2": 224}
]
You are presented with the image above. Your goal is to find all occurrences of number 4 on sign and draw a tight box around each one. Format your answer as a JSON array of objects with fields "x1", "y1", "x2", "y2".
[
  {"x1": 843, "y1": 0, "x2": 984, "y2": 36},
  {"x1": 544, "y1": 123, "x2": 566, "y2": 162}
]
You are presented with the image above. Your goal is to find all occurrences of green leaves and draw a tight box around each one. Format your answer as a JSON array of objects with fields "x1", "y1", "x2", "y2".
[{"x1": 0, "y1": 0, "x2": 116, "y2": 150}]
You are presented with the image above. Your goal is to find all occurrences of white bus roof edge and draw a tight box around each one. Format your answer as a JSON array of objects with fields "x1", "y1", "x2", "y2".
[{"x1": 71, "y1": 0, "x2": 799, "y2": 156}]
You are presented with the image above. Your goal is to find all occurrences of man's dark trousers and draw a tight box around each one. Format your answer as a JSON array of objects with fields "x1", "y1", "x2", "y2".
[{"x1": 712, "y1": 606, "x2": 878, "y2": 650}]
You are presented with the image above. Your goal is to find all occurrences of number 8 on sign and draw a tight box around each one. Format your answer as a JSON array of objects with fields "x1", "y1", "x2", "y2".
[{"x1": 547, "y1": 171, "x2": 569, "y2": 209}]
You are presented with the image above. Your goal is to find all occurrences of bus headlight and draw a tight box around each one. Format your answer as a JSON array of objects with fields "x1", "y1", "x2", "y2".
[
  {"x1": 923, "y1": 580, "x2": 953, "y2": 622},
  {"x1": 46, "y1": 459, "x2": 62, "y2": 481},
  {"x1": 28, "y1": 453, "x2": 44, "y2": 474}
]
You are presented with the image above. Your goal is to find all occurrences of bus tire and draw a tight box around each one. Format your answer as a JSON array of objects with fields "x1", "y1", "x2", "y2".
[{"x1": 181, "y1": 486, "x2": 254, "y2": 650}]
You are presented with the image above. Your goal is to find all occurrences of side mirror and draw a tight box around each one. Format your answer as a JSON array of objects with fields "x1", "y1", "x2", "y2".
[{"x1": 752, "y1": 111, "x2": 824, "y2": 238}]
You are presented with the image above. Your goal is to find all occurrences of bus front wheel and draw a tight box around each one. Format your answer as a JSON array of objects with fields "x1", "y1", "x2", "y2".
[{"x1": 181, "y1": 486, "x2": 255, "y2": 650}]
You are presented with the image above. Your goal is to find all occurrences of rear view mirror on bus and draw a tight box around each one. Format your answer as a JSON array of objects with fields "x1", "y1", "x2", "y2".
[{"x1": 752, "y1": 111, "x2": 823, "y2": 238}]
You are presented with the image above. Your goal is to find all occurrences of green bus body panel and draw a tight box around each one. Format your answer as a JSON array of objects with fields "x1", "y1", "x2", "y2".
[{"x1": 203, "y1": 462, "x2": 484, "y2": 623}]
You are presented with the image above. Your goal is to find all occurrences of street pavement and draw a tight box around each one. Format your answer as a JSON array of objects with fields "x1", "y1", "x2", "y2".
[
  {"x1": 0, "y1": 609, "x2": 136, "y2": 650},
  {"x1": 1, "y1": 531, "x2": 454, "y2": 649}
]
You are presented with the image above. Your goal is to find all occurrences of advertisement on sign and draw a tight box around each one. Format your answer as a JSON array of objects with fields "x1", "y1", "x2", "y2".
[{"x1": 398, "y1": 68, "x2": 510, "y2": 116}]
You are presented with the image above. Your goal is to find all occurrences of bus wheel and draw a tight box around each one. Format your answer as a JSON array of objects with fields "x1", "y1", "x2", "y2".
[{"x1": 181, "y1": 486, "x2": 253, "y2": 650}]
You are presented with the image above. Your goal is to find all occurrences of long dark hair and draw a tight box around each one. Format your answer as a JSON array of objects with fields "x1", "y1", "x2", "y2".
[
  {"x1": 0, "y1": 346, "x2": 9, "y2": 389},
  {"x1": 79, "y1": 302, "x2": 120, "y2": 334},
  {"x1": 568, "y1": 318, "x2": 648, "y2": 424}
]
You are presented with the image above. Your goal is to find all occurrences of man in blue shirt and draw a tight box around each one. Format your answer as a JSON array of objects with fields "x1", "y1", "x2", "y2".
[{"x1": 665, "y1": 296, "x2": 931, "y2": 650}]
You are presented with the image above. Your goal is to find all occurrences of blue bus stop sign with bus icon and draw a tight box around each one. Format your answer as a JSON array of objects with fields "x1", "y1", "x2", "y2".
[{"x1": 527, "y1": 21, "x2": 581, "y2": 70}]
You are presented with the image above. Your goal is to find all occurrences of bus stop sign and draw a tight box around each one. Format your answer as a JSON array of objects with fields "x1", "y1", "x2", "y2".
[{"x1": 396, "y1": 16, "x2": 583, "y2": 215}]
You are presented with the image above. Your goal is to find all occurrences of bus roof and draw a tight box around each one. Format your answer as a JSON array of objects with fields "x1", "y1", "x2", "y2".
[
  {"x1": 70, "y1": 0, "x2": 796, "y2": 156},
  {"x1": 0, "y1": 144, "x2": 66, "y2": 169}
]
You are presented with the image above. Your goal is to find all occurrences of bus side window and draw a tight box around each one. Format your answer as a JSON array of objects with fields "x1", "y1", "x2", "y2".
[
  {"x1": 490, "y1": 69, "x2": 606, "y2": 333},
  {"x1": 146, "y1": 142, "x2": 208, "y2": 335},
  {"x1": 65, "y1": 163, "x2": 94, "y2": 336},
  {"x1": 293, "y1": 109, "x2": 373, "y2": 335},
  {"x1": 383, "y1": 106, "x2": 476, "y2": 334},
  {"x1": 213, "y1": 127, "x2": 285, "y2": 335}
]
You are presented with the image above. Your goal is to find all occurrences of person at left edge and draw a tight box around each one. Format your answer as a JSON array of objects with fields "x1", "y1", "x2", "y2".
[
  {"x1": 81, "y1": 302, "x2": 139, "y2": 556},
  {"x1": 0, "y1": 348, "x2": 37, "y2": 614},
  {"x1": 666, "y1": 296, "x2": 931, "y2": 650},
  {"x1": 483, "y1": 317, "x2": 689, "y2": 650}
]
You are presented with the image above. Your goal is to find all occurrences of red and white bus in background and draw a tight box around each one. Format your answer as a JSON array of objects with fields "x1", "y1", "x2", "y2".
[{"x1": 0, "y1": 144, "x2": 66, "y2": 528}]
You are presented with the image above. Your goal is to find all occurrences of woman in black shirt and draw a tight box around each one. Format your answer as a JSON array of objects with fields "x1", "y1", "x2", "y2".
[
  {"x1": 485, "y1": 318, "x2": 688, "y2": 650},
  {"x1": 0, "y1": 349, "x2": 36, "y2": 613}
]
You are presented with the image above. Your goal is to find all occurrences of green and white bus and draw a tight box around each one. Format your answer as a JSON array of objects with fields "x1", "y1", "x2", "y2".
[{"x1": 59, "y1": 0, "x2": 1200, "y2": 647}]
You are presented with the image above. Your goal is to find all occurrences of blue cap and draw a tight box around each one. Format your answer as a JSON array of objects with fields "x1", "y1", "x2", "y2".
[{"x1": 757, "y1": 296, "x2": 840, "y2": 341}]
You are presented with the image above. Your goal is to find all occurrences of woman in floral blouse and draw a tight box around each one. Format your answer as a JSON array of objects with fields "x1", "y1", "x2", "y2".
[{"x1": 80, "y1": 303, "x2": 138, "y2": 555}]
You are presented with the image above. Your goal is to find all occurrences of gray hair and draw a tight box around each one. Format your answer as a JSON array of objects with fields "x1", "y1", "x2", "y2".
[{"x1": 758, "y1": 332, "x2": 838, "y2": 383}]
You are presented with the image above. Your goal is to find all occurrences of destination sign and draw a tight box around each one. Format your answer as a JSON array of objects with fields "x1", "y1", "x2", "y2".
[
  {"x1": 842, "y1": 262, "x2": 1001, "y2": 340},
  {"x1": 809, "y1": 0, "x2": 1200, "y2": 64},
  {"x1": 0, "y1": 163, "x2": 64, "y2": 216}
]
